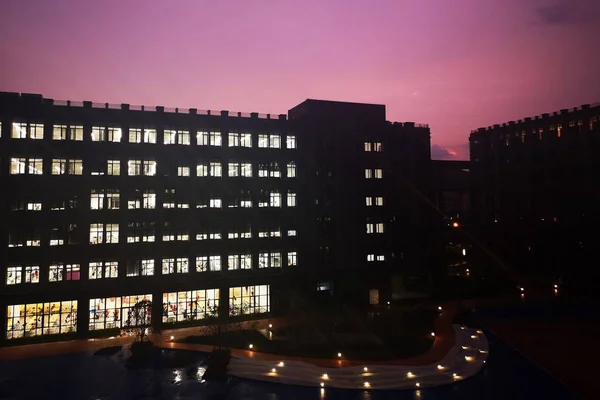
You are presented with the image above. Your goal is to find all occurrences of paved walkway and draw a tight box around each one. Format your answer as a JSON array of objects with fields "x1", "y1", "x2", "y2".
[{"x1": 0, "y1": 302, "x2": 460, "y2": 368}]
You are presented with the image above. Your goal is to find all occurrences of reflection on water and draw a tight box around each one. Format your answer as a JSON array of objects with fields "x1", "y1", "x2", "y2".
[{"x1": 0, "y1": 331, "x2": 581, "y2": 400}]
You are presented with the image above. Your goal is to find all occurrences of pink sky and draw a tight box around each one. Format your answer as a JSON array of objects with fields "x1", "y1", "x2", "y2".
[{"x1": 1, "y1": 0, "x2": 599, "y2": 160}]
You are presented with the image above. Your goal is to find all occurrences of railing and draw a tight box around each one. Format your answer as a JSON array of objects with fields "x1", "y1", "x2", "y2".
[
  {"x1": 471, "y1": 102, "x2": 600, "y2": 133},
  {"x1": 39, "y1": 94, "x2": 283, "y2": 119}
]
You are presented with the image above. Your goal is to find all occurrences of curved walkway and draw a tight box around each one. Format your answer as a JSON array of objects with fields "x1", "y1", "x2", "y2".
[{"x1": 227, "y1": 325, "x2": 488, "y2": 390}]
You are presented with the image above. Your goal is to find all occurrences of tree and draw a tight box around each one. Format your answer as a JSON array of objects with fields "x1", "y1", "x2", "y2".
[{"x1": 126, "y1": 299, "x2": 153, "y2": 343}]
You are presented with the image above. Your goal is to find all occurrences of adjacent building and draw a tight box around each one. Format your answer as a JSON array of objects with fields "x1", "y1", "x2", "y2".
[
  {"x1": 0, "y1": 92, "x2": 433, "y2": 344},
  {"x1": 469, "y1": 103, "x2": 600, "y2": 281}
]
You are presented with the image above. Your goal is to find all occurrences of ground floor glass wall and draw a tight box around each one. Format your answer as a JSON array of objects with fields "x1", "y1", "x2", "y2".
[
  {"x1": 229, "y1": 285, "x2": 270, "y2": 316},
  {"x1": 89, "y1": 294, "x2": 152, "y2": 331},
  {"x1": 6, "y1": 300, "x2": 78, "y2": 339},
  {"x1": 162, "y1": 289, "x2": 219, "y2": 323}
]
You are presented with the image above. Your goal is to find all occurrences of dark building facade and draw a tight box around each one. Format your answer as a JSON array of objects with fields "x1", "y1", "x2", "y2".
[
  {"x1": 0, "y1": 92, "x2": 432, "y2": 344},
  {"x1": 469, "y1": 103, "x2": 600, "y2": 282}
]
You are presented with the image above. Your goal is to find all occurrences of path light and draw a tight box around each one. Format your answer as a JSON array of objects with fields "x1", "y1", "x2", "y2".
[
  {"x1": 431, "y1": 332, "x2": 435, "y2": 337},
  {"x1": 170, "y1": 336, "x2": 174, "y2": 341},
  {"x1": 462, "y1": 345, "x2": 469, "y2": 350},
  {"x1": 465, "y1": 356, "x2": 474, "y2": 361},
  {"x1": 363, "y1": 367, "x2": 369, "y2": 372},
  {"x1": 271, "y1": 368, "x2": 277, "y2": 373},
  {"x1": 479, "y1": 349, "x2": 488, "y2": 354},
  {"x1": 248, "y1": 344, "x2": 253, "y2": 349},
  {"x1": 407, "y1": 372, "x2": 415, "y2": 378},
  {"x1": 520, "y1": 287, "x2": 524, "y2": 292},
  {"x1": 416, "y1": 382, "x2": 421, "y2": 387},
  {"x1": 364, "y1": 382, "x2": 370, "y2": 388},
  {"x1": 437, "y1": 365, "x2": 444, "y2": 370},
  {"x1": 452, "y1": 373, "x2": 457, "y2": 377},
  {"x1": 320, "y1": 382, "x2": 325, "y2": 387},
  {"x1": 322, "y1": 373, "x2": 329, "y2": 380},
  {"x1": 554, "y1": 284, "x2": 558, "y2": 289},
  {"x1": 337, "y1": 352, "x2": 342, "y2": 359},
  {"x1": 387, "y1": 301, "x2": 390, "y2": 305},
  {"x1": 476, "y1": 330, "x2": 483, "y2": 334},
  {"x1": 278, "y1": 362, "x2": 285, "y2": 367},
  {"x1": 438, "y1": 306, "x2": 442, "y2": 311},
  {"x1": 268, "y1": 323, "x2": 273, "y2": 329}
]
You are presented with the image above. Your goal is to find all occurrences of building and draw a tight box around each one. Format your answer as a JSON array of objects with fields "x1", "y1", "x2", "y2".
[
  {"x1": 469, "y1": 103, "x2": 600, "y2": 282},
  {"x1": 0, "y1": 92, "x2": 433, "y2": 344}
]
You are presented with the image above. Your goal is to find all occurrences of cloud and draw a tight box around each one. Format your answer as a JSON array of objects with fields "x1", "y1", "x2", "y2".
[
  {"x1": 431, "y1": 142, "x2": 470, "y2": 160},
  {"x1": 535, "y1": 0, "x2": 599, "y2": 25},
  {"x1": 430, "y1": 145, "x2": 455, "y2": 160}
]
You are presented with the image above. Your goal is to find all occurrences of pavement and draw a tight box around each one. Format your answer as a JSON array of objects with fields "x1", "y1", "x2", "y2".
[{"x1": 0, "y1": 302, "x2": 459, "y2": 368}]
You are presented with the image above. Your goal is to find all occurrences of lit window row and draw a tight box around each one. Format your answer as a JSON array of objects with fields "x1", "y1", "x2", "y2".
[
  {"x1": 366, "y1": 223, "x2": 385, "y2": 234},
  {"x1": 10, "y1": 123, "x2": 297, "y2": 149},
  {"x1": 367, "y1": 254, "x2": 385, "y2": 262},
  {"x1": 6, "y1": 300, "x2": 77, "y2": 339},
  {"x1": 7, "y1": 226, "x2": 297, "y2": 247},
  {"x1": 9, "y1": 158, "x2": 297, "y2": 178},
  {"x1": 365, "y1": 168, "x2": 383, "y2": 179},
  {"x1": 366, "y1": 196, "x2": 384, "y2": 206},
  {"x1": 5, "y1": 285, "x2": 270, "y2": 338},
  {"x1": 364, "y1": 142, "x2": 383, "y2": 152}
]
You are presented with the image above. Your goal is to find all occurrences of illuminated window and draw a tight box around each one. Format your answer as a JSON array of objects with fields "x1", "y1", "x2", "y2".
[
  {"x1": 23, "y1": 266, "x2": 39, "y2": 283},
  {"x1": 197, "y1": 164, "x2": 208, "y2": 177},
  {"x1": 365, "y1": 169, "x2": 373, "y2": 179},
  {"x1": 229, "y1": 285, "x2": 270, "y2": 316},
  {"x1": 197, "y1": 131, "x2": 209, "y2": 146},
  {"x1": 6, "y1": 300, "x2": 78, "y2": 339},
  {"x1": 366, "y1": 223, "x2": 374, "y2": 234},
  {"x1": 91, "y1": 126, "x2": 105, "y2": 141},
  {"x1": 366, "y1": 197, "x2": 373, "y2": 206},
  {"x1": 209, "y1": 131, "x2": 222, "y2": 146},
  {"x1": 144, "y1": 191, "x2": 156, "y2": 209},
  {"x1": 49, "y1": 263, "x2": 80, "y2": 282},
  {"x1": 107, "y1": 160, "x2": 120, "y2": 175},
  {"x1": 89, "y1": 294, "x2": 151, "y2": 331},
  {"x1": 10, "y1": 158, "x2": 43, "y2": 175},
  {"x1": 258, "y1": 134, "x2": 268, "y2": 148},
  {"x1": 374, "y1": 142, "x2": 383, "y2": 152},
  {"x1": 287, "y1": 229, "x2": 297, "y2": 236},
  {"x1": 287, "y1": 191, "x2": 296, "y2": 207},
  {"x1": 129, "y1": 128, "x2": 142, "y2": 143},
  {"x1": 258, "y1": 252, "x2": 281, "y2": 268},
  {"x1": 164, "y1": 129, "x2": 190, "y2": 145},
  {"x1": 67, "y1": 159, "x2": 83, "y2": 175},
  {"x1": 70, "y1": 125, "x2": 83, "y2": 141},
  {"x1": 89, "y1": 223, "x2": 119, "y2": 244},
  {"x1": 286, "y1": 135, "x2": 296, "y2": 149},
  {"x1": 177, "y1": 166, "x2": 190, "y2": 177},
  {"x1": 375, "y1": 169, "x2": 383, "y2": 179},
  {"x1": 269, "y1": 135, "x2": 281, "y2": 148},
  {"x1": 195, "y1": 255, "x2": 221, "y2": 272},
  {"x1": 53, "y1": 125, "x2": 67, "y2": 140},
  {"x1": 12, "y1": 123, "x2": 43, "y2": 139},
  {"x1": 228, "y1": 162, "x2": 239, "y2": 177},
  {"x1": 287, "y1": 251, "x2": 297, "y2": 266},
  {"x1": 240, "y1": 133, "x2": 252, "y2": 147},
  {"x1": 128, "y1": 160, "x2": 141, "y2": 176},
  {"x1": 287, "y1": 162, "x2": 296, "y2": 178},
  {"x1": 228, "y1": 132, "x2": 240, "y2": 147},
  {"x1": 209, "y1": 198, "x2": 222, "y2": 208},
  {"x1": 241, "y1": 163, "x2": 252, "y2": 177},
  {"x1": 364, "y1": 142, "x2": 372, "y2": 152},
  {"x1": 210, "y1": 162, "x2": 222, "y2": 177},
  {"x1": 108, "y1": 127, "x2": 122, "y2": 142},
  {"x1": 88, "y1": 261, "x2": 118, "y2": 279},
  {"x1": 269, "y1": 191, "x2": 281, "y2": 207},
  {"x1": 6, "y1": 266, "x2": 22, "y2": 284},
  {"x1": 377, "y1": 254, "x2": 385, "y2": 261},
  {"x1": 375, "y1": 196, "x2": 383, "y2": 206},
  {"x1": 376, "y1": 223, "x2": 384, "y2": 233},
  {"x1": 90, "y1": 189, "x2": 119, "y2": 210},
  {"x1": 227, "y1": 254, "x2": 252, "y2": 270},
  {"x1": 52, "y1": 159, "x2": 67, "y2": 175},
  {"x1": 162, "y1": 289, "x2": 219, "y2": 322},
  {"x1": 143, "y1": 160, "x2": 156, "y2": 176}
]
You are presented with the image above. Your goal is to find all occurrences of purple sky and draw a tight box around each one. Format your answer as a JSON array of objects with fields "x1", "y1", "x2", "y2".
[{"x1": 2, "y1": 0, "x2": 599, "y2": 160}]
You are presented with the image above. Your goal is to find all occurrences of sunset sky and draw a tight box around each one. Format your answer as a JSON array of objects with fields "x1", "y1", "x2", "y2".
[{"x1": 2, "y1": 0, "x2": 599, "y2": 159}]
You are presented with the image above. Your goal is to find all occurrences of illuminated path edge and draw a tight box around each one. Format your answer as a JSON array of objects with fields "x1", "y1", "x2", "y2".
[{"x1": 227, "y1": 325, "x2": 488, "y2": 390}]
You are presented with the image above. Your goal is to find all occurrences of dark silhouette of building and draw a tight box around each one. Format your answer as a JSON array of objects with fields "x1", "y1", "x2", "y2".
[
  {"x1": 469, "y1": 103, "x2": 600, "y2": 283},
  {"x1": 0, "y1": 92, "x2": 432, "y2": 344}
]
